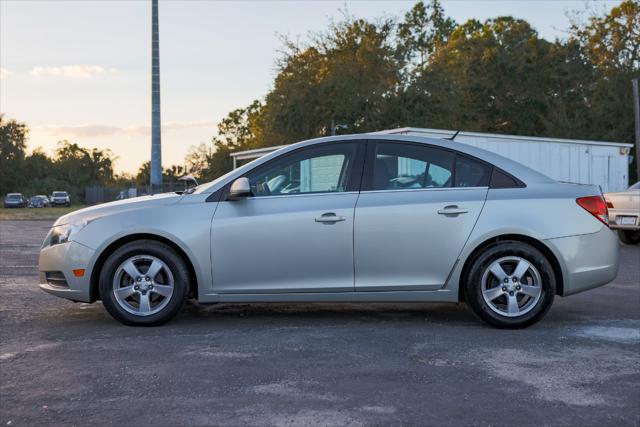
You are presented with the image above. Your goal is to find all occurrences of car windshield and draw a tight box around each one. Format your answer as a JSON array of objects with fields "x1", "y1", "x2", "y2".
[
  {"x1": 30, "y1": 196, "x2": 40, "y2": 201},
  {"x1": 53, "y1": 192, "x2": 67, "y2": 197},
  {"x1": 629, "y1": 182, "x2": 640, "y2": 190},
  {"x1": 7, "y1": 194, "x2": 21, "y2": 200}
]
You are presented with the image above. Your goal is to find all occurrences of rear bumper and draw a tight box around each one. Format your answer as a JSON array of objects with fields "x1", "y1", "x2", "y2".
[
  {"x1": 39, "y1": 241, "x2": 95, "y2": 303},
  {"x1": 609, "y1": 208, "x2": 639, "y2": 230},
  {"x1": 545, "y1": 226, "x2": 619, "y2": 296}
]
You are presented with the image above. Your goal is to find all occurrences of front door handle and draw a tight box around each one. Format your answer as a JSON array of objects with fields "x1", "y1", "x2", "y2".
[
  {"x1": 437, "y1": 205, "x2": 469, "y2": 215},
  {"x1": 315, "y1": 212, "x2": 346, "y2": 223}
]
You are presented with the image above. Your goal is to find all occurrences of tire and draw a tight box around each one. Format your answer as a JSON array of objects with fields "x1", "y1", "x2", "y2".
[
  {"x1": 99, "y1": 240, "x2": 190, "y2": 326},
  {"x1": 617, "y1": 230, "x2": 640, "y2": 245},
  {"x1": 464, "y1": 241, "x2": 556, "y2": 329}
]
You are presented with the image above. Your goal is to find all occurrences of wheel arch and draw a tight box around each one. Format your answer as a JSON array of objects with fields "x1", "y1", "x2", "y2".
[
  {"x1": 89, "y1": 233, "x2": 198, "y2": 302},
  {"x1": 458, "y1": 234, "x2": 564, "y2": 302}
]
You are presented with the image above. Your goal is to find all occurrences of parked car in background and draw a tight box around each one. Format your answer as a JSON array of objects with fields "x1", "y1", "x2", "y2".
[
  {"x1": 50, "y1": 191, "x2": 71, "y2": 207},
  {"x1": 29, "y1": 195, "x2": 51, "y2": 208},
  {"x1": 605, "y1": 182, "x2": 640, "y2": 245},
  {"x1": 4, "y1": 193, "x2": 28, "y2": 208},
  {"x1": 39, "y1": 135, "x2": 619, "y2": 328}
]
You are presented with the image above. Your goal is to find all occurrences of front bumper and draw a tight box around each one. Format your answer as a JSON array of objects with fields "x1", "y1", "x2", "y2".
[
  {"x1": 39, "y1": 241, "x2": 96, "y2": 302},
  {"x1": 546, "y1": 226, "x2": 619, "y2": 296}
]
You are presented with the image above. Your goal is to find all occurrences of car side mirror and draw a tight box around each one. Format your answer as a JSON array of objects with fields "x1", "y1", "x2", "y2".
[{"x1": 228, "y1": 177, "x2": 251, "y2": 200}]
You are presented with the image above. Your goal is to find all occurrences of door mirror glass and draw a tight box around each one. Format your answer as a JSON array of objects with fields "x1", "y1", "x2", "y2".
[{"x1": 229, "y1": 177, "x2": 251, "y2": 200}]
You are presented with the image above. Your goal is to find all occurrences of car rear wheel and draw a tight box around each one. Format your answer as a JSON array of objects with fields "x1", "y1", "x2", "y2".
[
  {"x1": 464, "y1": 241, "x2": 555, "y2": 329},
  {"x1": 99, "y1": 240, "x2": 189, "y2": 326},
  {"x1": 617, "y1": 230, "x2": 640, "y2": 245}
]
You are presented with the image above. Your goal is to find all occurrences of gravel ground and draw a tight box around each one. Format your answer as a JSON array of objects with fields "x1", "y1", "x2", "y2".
[{"x1": 1, "y1": 220, "x2": 639, "y2": 426}]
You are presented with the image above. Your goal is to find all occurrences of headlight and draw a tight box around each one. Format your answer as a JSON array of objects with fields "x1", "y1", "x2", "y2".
[{"x1": 46, "y1": 221, "x2": 88, "y2": 247}]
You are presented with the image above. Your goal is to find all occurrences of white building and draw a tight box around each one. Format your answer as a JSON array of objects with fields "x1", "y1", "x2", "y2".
[{"x1": 230, "y1": 127, "x2": 633, "y2": 192}]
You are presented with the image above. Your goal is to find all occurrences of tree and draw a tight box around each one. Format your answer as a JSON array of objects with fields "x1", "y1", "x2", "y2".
[
  {"x1": 53, "y1": 141, "x2": 117, "y2": 201},
  {"x1": 397, "y1": 0, "x2": 456, "y2": 69},
  {"x1": 254, "y1": 17, "x2": 402, "y2": 147},
  {"x1": 570, "y1": 0, "x2": 639, "y2": 74},
  {"x1": 214, "y1": 100, "x2": 263, "y2": 149},
  {"x1": 568, "y1": 0, "x2": 639, "y2": 178},
  {"x1": 135, "y1": 161, "x2": 150, "y2": 187},
  {"x1": 0, "y1": 115, "x2": 29, "y2": 194},
  {"x1": 405, "y1": 17, "x2": 556, "y2": 135}
]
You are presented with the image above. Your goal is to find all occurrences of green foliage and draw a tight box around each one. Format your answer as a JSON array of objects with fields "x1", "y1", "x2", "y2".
[
  {"x1": 193, "y1": 0, "x2": 637, "y2": 183},
  {"x1": 0, "y1": 119, "x2": 120, "y2": 202},
  {"x1": 2, "y1": 1, "x2": 638, "y2": 188},
  {"x1": 397, "y1": 0, "x2": 456, "y2": 68},
  {"x1": 570, "y1": 0, "x2": 639, "y2": 74},
  {"x1": 0, "y1": 115, "x2": 29, "y2": 193}
]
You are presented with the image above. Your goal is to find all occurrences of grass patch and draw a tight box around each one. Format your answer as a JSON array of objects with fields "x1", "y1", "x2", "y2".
[{"x1": 0, "y1": 205, "x2": 86, "y2": 221}]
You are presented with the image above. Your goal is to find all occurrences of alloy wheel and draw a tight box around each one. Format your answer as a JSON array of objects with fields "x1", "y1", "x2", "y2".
[
  {"x1": 480, "y1": 256, "x2": 542, "y2": 317},
  {"x1": 112, "y1": 255, "x2": 175, "y2": 316}
]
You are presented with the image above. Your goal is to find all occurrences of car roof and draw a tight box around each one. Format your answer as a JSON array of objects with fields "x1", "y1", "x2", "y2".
[{"x1": 198, "y1": 134, "x2": 554, "y2": 193}]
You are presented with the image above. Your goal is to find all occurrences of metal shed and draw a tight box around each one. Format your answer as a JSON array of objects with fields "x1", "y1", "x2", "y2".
[{"x1": 230, "y1": 127, "x2": 633, "y2": 192}]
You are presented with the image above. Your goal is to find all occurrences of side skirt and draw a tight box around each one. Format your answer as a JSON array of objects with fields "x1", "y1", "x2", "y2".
[{"x1": 198, "y1": 289, "x2": 458, "y2": 304}]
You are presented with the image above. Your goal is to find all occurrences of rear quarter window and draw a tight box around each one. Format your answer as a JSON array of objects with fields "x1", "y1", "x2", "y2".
[{"x1": 489, "y1": 168, "x2": 524, "y2": 188}]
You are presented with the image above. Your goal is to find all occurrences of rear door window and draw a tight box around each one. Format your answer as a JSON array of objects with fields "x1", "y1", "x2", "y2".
[{"x1": 371, "y1": 143, "x2": 454, "y2": 190}]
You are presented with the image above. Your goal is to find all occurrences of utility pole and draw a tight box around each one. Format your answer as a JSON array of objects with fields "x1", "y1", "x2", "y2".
[
  {"x1": 150, "y1": 0, "x2": 162, "y2": 193},
  {"x1": 633, "y1": 78, "x2": 640, "y2": 182}
]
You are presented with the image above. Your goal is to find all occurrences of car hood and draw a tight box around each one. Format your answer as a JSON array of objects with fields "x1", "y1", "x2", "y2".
[{"x1": 53, "y1": 193, "x2": 183, "y2": 226}]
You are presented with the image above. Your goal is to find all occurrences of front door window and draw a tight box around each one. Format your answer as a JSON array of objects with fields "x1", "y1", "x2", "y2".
[{"x1": 247, "y1": 144, "x2": 358, "y2": 197}]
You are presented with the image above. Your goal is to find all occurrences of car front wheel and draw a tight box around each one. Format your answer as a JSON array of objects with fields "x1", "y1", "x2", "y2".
[
  {"x1": 464, "y1": 241, "x2": 556, "y2": 329},
  {"x1": 99, "y1": 240, "x2": 190, "y2": 326}
]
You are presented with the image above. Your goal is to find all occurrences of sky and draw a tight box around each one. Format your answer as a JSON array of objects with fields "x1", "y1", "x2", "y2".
[{"x1": 0, "y1": 0, "x2": 621, "y2": 175}]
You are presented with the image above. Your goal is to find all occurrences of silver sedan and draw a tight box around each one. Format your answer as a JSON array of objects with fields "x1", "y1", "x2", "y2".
[
  {"x1": 39, "y1": 135, "x2": 619, "y2": 328},
  {"x1": 605, "y1": 182, "x2": 640, "y2": 245}
]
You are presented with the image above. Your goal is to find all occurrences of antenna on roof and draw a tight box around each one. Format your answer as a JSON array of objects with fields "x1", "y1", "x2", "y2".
[{"x1": 445, "y1": 130, "x2": 461, "y2": 141}]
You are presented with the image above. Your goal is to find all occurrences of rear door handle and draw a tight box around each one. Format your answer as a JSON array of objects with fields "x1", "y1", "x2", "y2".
[
  {"x1": 315, "y1": 212, "x2": 346, "y2": 223},
  {"x1": 437, "y1": 205, "x2": 469, "y2": 215}
]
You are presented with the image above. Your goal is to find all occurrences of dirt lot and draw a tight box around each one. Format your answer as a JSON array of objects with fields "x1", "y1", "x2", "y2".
[{"x1": 1, "y1": 220, "x2": 639, "y2": 426}]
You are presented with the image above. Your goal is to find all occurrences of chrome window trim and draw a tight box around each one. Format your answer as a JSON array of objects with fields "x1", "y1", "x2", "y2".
[
  {"x1": 239, "y1": 191, "x2": 360, "y2": 201},
  {"x1": 359, "y1": 186, "x2": 488, "y2": 195}
]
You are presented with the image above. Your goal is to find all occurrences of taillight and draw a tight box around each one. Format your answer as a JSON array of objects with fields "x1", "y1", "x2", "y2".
[
  {"x1": 605, "y1": 199, "x2": 614, "y2": 208},
  {"x1": 576, "y1": 196, "x2": 609, "y2": 227}
]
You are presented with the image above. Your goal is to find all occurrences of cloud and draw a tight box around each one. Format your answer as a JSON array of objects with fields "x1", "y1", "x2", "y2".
[
  {"x1": 29, "y1": 65, "x2": 117, "y2": 79},
  {"x1": 33, "y1": 121, "x2": 215, "y2": 139},
  {"x1": 0, "y1": 68, "x2": 13, "y2": 79}
]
